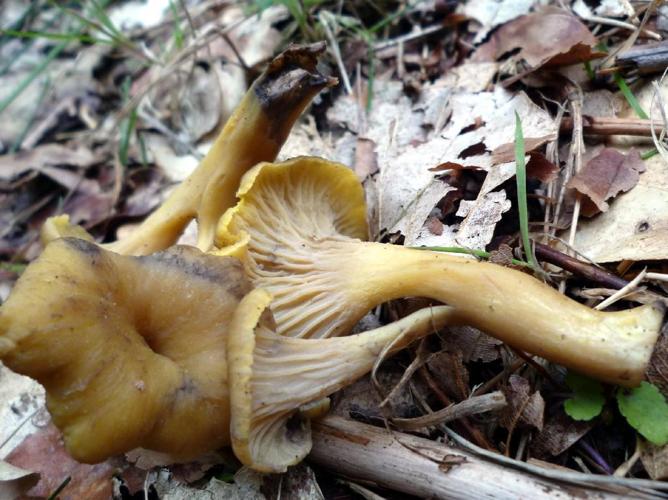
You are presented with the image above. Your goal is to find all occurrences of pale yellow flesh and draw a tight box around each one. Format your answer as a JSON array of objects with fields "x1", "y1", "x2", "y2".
[{"x1": 216, "y1": 157, "x2": 664, "y2": 387}]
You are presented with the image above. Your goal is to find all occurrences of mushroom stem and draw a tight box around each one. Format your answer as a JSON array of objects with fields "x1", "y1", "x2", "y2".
[
  {"x1": 227, "y1": 288, "x2": 457, "y2": 472},
  {"x1": 335, "y1": 241, "x2": 663, "y2": 386},
  {"x1": 216, "y1": 157, "x2": 665, "y2": 387},
  {"x1": 107, "y1": 43, "x2": 335, "y2": 256}
]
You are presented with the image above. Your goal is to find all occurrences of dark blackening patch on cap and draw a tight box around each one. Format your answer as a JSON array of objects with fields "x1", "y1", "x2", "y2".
[
  {"x1": 253, "y1": 42, "x2": 337, "y2": 142},
  {"x1": 143, "y1": 246, "x2": 251, "y2": 292},
  {"x1": 63, "y1": 237, "x2": 102, "y2": 256},
  {"x1": 176, "y1": 374, "x2": 198, "y2": 396}
]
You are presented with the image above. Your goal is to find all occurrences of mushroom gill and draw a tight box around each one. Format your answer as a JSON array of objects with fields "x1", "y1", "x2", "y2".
[
  {"x1": 215, "y1": 157, "x2": 664, "y2": 387},
  {"x1": 227, "y1": 288, "x2": 456, "y2": 472},
  {"x1": 104, "y1": 43, "x2": 335, "y2": 256},
  {"x1": 0, "y1": 236, "x2": 454, "y2": 467},
  {"x1": 0, "y1": 238, "x2": 250, "y2": 463}
]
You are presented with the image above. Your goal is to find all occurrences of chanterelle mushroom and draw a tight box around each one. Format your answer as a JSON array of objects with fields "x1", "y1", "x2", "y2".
[
  {"x1": 215, "y1": 156, "x2": 664, "y2": 387},
  {"x1": 227, "y1": 288, "x2": 457, "y2": 472},
  {"x1": 0, "y1": 238, "x2": 250, "y2": 463},
  {"x1": 105, "y1": 43, "x2": 335, "y2": 256},
  {"x1": 0, "y1": 237, "x2": 453, "y2": 466}
]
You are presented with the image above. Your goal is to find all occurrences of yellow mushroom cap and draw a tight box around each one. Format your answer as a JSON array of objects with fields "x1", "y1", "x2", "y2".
[{"x1": 0, "y1": 238, "x2": 250, "y2": 462}]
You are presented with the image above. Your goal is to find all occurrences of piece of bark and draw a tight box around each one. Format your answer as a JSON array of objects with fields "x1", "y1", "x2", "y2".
[
  {"x1": 534, "y1": 243, "x2": 629, "y2": 290},
  {"x1": 309, "y1": 416, "x2": 654, "y2": 499}
]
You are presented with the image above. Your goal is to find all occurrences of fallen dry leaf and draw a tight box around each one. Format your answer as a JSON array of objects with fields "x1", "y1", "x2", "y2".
[
  {"x1": 148, "y1": 65, "x2": 223, "y2": 144},
  {"x1": 572, "y1": 0, "x2": 631, "y2": 19},
  {"x1": 263, "y1": 463, "x2": 325, "y2": 500},
  {"x1": 455, "y1": 190, "x2": 511, "y2": 250},
  {"x1": 143, "y1": 133, "x2": 204, "y2": 182},
  {"x1": 459, "y1": 0, "x2": 539, "y2": 43},
  {"x1": 530, "y1": 410, "x2": 593, "y2": 458},
  {"x1": 150, "y1": 467, "x2": 265, "y2": 500},
  {"x1": 6, "y1": 424, "x2": 123, "y2": 499},
  {"x1": 0, "y1": 460, "x2": 39, "y2": 500},
  {"x1": 648, "y1": 331, "x2": 668, "y2": 398},
  {"x1": 0, "y1": 144, "x2": 100, "y2": 182},
  {"x1": 572, "y1": 154, "x2": 668, "y2": 263},
  {"x1": 211, "y1": 5, "x2": 286, "y2": 68},
  {"x1": 641, "y1": 441, "x2": 668, "y2": 480},
  {"x1": 472, "y1": 7, "x2": 600, "y2": 71},
  {"x1": 378, "y1": 87, "x2": 556, "y2": 243},
  {"x1": 0, "y1": 364, "x2": 44, "y2": 460},
  {"x1": 441, "y1": 326, "x2": 504, "y2": 363},
  {"x1": 427, "y1": 350, "x2": 470, "y2": 400},
  {"x1": 500, "y1": 375, "x2": 544, "y2": 432},
  {"x1": 567, "y1": 148, "x2": 645, "y2": 216}
]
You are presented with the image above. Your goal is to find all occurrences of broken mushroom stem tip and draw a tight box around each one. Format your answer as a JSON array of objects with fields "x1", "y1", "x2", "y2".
[
  {"x1": 215, "y1": 156, "x2": 665, "y2": 387},
  {"x1": 102, "y1": 42, "x2": 336, "y2": 256}
]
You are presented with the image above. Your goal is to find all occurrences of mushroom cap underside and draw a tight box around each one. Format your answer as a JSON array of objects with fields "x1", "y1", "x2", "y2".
[{"x1": 215, "y1": 156, "x2": 368, "y2": 250}]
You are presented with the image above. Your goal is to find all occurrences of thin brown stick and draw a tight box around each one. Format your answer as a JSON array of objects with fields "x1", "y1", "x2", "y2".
[
  {"x1": 561, "y1": 116, "x2": 667, "y2": 136},
  {"x1": 392, "y1": 391, "x2": 506, "y2": 431},
  {"x1": 534, "y1": 242, "x2": 628, "y2": 289},
  {"x1": 472, "y1": 359, "x2": 525, "y2": 397}
]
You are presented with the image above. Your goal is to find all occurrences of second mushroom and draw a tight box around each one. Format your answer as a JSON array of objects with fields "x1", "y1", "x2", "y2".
[{"x1": 214, "y1": 156, "x2": 664, "y2": 387}]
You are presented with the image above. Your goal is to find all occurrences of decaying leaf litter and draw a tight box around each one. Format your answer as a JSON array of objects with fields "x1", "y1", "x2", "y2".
[{"x1": 3, "y1": 0, "x2": 668, "y2": 498}]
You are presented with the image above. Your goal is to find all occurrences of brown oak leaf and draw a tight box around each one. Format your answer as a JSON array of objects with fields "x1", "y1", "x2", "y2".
[{"x1": 567, "y1": 148, "x2": 645, "y2": 216}]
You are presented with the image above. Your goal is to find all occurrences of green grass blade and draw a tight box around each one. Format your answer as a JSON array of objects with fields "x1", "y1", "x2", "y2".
[
  {"x1": 369, "y1": 4, "x2": 408, "y2": 33},
  {"x1": 87, "y1": 0, "x2": 123, "y2": 38},
  {"x1": 0, "y1": 40, "x2": 67, "y2": 115},
  {"x1": 411, "y1": 245, "x2": 529, "y2": 267},
  {"x1": 614, "y1": 73, "x2": 649, "y2": 119},
  {"x1": 0, "y1": 262, "x2": 28, "y2": 274},
  {"x1": 168, "y1": 0, "x2": 184, "y2": 50},
  {"x1": 642, "y1": 148, "x2": 658, "y2": 160},
  {"x1": 118, "y1": 78, "x2": 138, "y2": 166},
  {"x1": 0, "y1": 29, "x2": 108, "y2": 44},
  {"x1": 583, "y1": 61, "x2": 595, "y2": 81},
  {"x1": 366, "y1": 40, "x2": 375, "y2": 111},
  {"x1": 514, "y1": 112, "x2": 536, "y2": 268}
]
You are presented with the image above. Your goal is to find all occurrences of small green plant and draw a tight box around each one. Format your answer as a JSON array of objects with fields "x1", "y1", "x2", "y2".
[
  {"x1": 514, "y1": 113, "x2": 536, "y2": 268},
  {"x1": 564, "y1": 371, "x2": 605, "y2": 421},
  {"x1": 118, "y1": 77, "x2": 139, "y2": 167},
  {"x1": 564, "y1": 373, "x2": 668, "y2": 446}
]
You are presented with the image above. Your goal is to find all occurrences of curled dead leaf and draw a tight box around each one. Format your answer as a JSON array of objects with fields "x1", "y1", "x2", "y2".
[
  {"x1": 472, "y1": 7, "x2": 601, "y2": 71},
  {"x1": 641, "y1": 441, "x2": 668, "y2": 480},
  {"x1": 567, "y1": 148, "x2": 645, "y2": 216},
  {"x1": 648, "y1": 330, "x2": 668, "y2": 398},
  {"x1": 455, "y1": 190, "x2": 511, "y2": 250},
  {"x1": 500, "y1": 375, "x2": 544, "y2": 432},
  {"x1": 530, "y1": 410, "x2": 593, "y2": 458},
  {"x1": 0, "y1": 460, "x2": 39, "y2": 500}
]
